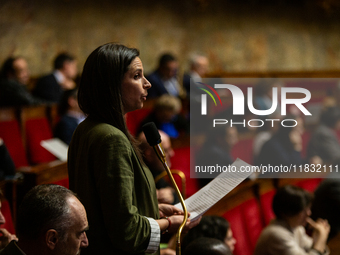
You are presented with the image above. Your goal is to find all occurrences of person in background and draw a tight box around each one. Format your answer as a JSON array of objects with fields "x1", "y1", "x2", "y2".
[
  {"x1": 33, "y1": 53, "x2": 78, "y2": 103},
  {"x1": 0, "y1": 57, "x2": 42, "y2": 107},
  {"x1": 182, "y1": 216, "x2": 236, "y2": 253},
  {"x1": 68, "y1": 43, "x2": 200, "y2": 255},
  {"x1": 137, "y1": 95, "x2": 189, "y2": 138},
  {"x1": 312, "y1": 179, "x2": 340, "y2": 241},
  {"x1": 307, "y1": 106, "x2": 340, "y2": 165},
  {"x1": 183, "y1": 54, "x2": 209, "y2": 96},
  {"x1": 184, "y1": 237, "x2": 232, "y2": 255},
  {"x1": 0, "y1": 190, "x2": 17, "y2": 250},
  {"x1": 54, "y1": 89, "x2": 85, "y2": 145},
  {"x1": 255, "y1": 115, "x2": 304, "y2": 169},
  {"x1": 196, "y1": 124, "x2": 238, "y2": 188},
  {"x1": 0, "y1": 184, "x2": 89, "y2": 255},
  {"x1": 254, "y1": 185, "x2": 330, "y2": 255},
  {"x1": 137, "y1": 130, "x2": 178, "y2": 205},
  {"x1": 147, "y1": 53, "x2": 182, "y2": 98}
]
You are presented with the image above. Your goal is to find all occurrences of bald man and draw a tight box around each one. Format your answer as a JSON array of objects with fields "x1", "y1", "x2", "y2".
[{"x1": 0, "y1": 184, "x2": 89, "y2": 255}]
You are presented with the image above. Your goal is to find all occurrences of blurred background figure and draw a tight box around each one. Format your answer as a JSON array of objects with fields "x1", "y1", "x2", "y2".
[
  {"x1": 255, "y1": 115, "x2": 304, "y2": 170},
  {"x1": 54, "y1": 89, "x2": 85, "y2": 145},
  {"x1": 182, "y1": 215, "x2": 236, "y2": 253},
  {"x1": 0, "y1": 191, "x2": 17, "y2": 250},
  {"x1": 137, "y1": 130, "x2": 178, "y2": 205},
  {"x1": 254, "y1": 185, "x2": 330, "y2": 255},
  {"x1": 253, "y1": 78, "x2": 283, "y2": 116},
  {"x1": 0, "y1": 57, "x2": 42, "y2": 107},
  {"x1": 33, "y1": 53, "x2": 78, "y2": 103},
  {"x1": 183, "y1": 54, "x2": 209, "y2": 96},
  {"x1": 147, "y1": 53, "x2": 182, "y2": 98},
  {"x1": 307, "y1": 106, "x2": 340, "y2": 165},
  {"x1": 196, "y1": 124, "x2": 238, "y2": 188},
  {"x1": 312, "y1": 179, "x2": 340, "y2": 241},
  {"x1": 138, "y1": 95, "x2": 189, "y2": 138},
  {"x1": 252, "y1": 112, "x2": 282, "y2": 159},
  {"x1": 184, "y1": 237, "x2": 233, "y2": 255}
]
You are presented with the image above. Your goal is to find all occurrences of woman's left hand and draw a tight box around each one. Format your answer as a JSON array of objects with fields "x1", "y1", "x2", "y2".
[{"x1": 159, "y1": 203, "x2": 187, "y2": 218}]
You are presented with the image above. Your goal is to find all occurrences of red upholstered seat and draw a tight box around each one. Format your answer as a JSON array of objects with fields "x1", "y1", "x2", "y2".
[
  {"x1": 223, "y1": 206, "x2": 253, "y2": 255},
  {"x1": 126, "y1": 108, "x2": 152, "y2": 136},
  {"x1": 259, "y1": 189, "x2": 276, "y2": 225},
  {"x1": 171, "y1": 147, "x2": 200, "y2": 198},
  {"x1": 231, "y1": 138, "x2": 254, "y2": 165},
  {"x1": 0, "y1": 120, "x2": 28, "y2": 168},
  {"x1": 296, "y1": 178, "x2": 323, "y2": 192},
  {"x1": 25, "y1": 118, "x2": 56, "y2": 165},
  {"x1": 240, "y1": 198, "x2": 264, "y2": 250},
  {"x1": 223, "y1": 197, "x2": 264, "y2": 255},
  {"x1": 1, "y1": 199, "x2": 15, "y2": 235}
]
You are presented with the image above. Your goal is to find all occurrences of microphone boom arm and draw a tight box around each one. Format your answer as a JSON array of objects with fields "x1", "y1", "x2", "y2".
[{"x1": 153, "y1": 143, "x2": 188, "y2": 255}]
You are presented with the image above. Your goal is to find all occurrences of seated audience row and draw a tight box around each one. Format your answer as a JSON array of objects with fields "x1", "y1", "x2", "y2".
[{"x1": 0, "y1": 53, "x2": 77, "y2": 107}]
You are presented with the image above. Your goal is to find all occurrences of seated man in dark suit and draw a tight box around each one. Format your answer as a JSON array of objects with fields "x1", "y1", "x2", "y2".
[
  {"x1": 33, "y1": 53, "x2": 78, "y2": 103},
  {"x1": 0, "y1": 57, "x2": 42, "y2": 107},
  {"x1": 147, "y1": 53, "x2": 182, "y2": 98},
  {"x1": 0, "y1": 184, "x2": 89, "y2": 255}
]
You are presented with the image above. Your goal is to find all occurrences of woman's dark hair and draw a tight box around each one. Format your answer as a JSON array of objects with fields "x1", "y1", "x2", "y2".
[
  {"x1": 184, "y1": 237, "x2": 232, "y2": 255},
  {"x1": 272, "y1": 185, "x2": 313, "y2": 219},
  {"x1": 78, "y1": 43, "x2": 142, "y2": 158},
  {"x1": 182, "y1": 216, "x2": 230, "y2": 252},
  {"x1": 58, "y1": 88, "x2": 78, "y2": 116}
]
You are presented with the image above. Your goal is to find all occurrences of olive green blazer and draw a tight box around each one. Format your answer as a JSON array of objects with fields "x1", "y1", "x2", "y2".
[{"x1": 68, "y1": 117, "x2": 160, "y2": 255}]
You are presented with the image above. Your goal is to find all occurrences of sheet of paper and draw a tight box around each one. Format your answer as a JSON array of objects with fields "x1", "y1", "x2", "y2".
[
  {"x1": 175, "y1": 158, "x2": 253, "y2": 220},
  {"x1": 41, "y1": 138, "x2": 68, "y2": 162}
]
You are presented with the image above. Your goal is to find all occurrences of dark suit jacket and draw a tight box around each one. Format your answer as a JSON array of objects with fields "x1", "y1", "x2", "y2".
[
  {"x1": 33, "y1": 73, "x2": 63, "y2": 103},
  {"x1": 68, "y1": 117, "x2": 160, "y2": 255},
  {"x1": 54, "y1": 115, "x2": 79, "y2": 145},
  {"x1": 0, "y1": 241, "x2": 25, "y2": 255},
  {"x1": 0, "y1": 79, "x2": 42, "y2": 107}
]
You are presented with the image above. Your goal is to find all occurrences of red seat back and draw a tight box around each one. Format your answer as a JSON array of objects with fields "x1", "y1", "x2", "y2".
[
  {"x1": 223, "y1": 197, "x2": 264, "y2": 255},
  {"x1": 259, "y1": 190, "x2": 276, "y2": 225},
  {"x1": 126, "y1": 108, "x2": 152, "y2": 136},
  {"x1": 171, "y1": 147, "x2": 200, "y2": 198},
  {"x1": 0, "y1": 120, "x2": 28, "y2": 167},
  {"x1": 223, "y1": 206, "x2": 253, "y2": 255},
  {"x1": 296, "y1": 178, "x2": 322, "y2": 192},
  {"x1": 25, "y1": 118, "x2": 56, "y2": 164},
  {"x1": 232, "y1": 138, "x2": 254, "y2": 165},
  {"x1": 240, "y1": 198, "x2": 264, "y2": 249}
]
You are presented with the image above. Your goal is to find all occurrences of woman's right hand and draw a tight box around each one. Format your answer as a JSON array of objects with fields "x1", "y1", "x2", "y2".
[{"x1": 306, "y1": 217, "x2": 330, "y2": 253}]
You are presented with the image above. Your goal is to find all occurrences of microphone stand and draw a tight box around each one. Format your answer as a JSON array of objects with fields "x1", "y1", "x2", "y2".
[{"x1": 153, "y1": 143, "x2": 188, "y2": 255}]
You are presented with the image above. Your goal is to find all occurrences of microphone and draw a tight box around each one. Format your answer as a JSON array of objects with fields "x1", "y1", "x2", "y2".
[{"x1": 142, "y1": 122, "x2": 188, "y2": 255}]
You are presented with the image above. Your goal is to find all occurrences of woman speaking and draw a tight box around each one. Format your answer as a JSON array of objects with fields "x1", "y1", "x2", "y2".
[{"x1": 68, "y1": 43, "x2": 198, "y2": 254}]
